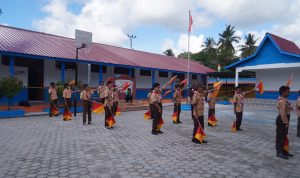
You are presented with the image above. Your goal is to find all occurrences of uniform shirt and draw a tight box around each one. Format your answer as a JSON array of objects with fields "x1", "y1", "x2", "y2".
[
  {"x1": 112, "y1": 91, "x2": 119, "y2": 102},
  {"x1": 296, "y1": 97, "x2": 300, "y2": 117},
  {"x1": 81, "y1": 90, "x2": 91, "y2": 101},
  {"x1": 173, "y1": 90, "x2": 182, "y2": 104},
  {"x1": 104, "y1": 87, "x2": 114, "y2": 107},
  {"x1": 149, "y1": 91, "x2": 161, "y2": 104},
  {"x1": 98, "y1": 86, "x2": 106, "y2": 99},
  {"x1": 63, "y1": 89, "x2": 72, "y2": 98},
  {"x1": 233, "y1": 92, "x2": 245, "y2": 112},
  {"x1": 277, "y1": 97, "x2": 289, "y2": 124},
  {"x1": 192, "y1": 91, "x2": 205, "y2": 117},
  {"x1": 48, "y1": 87, "x2": 58, "y2": 100},
  {"x1": 207, "y1": 92, "x2": 217, "y2": 109}
]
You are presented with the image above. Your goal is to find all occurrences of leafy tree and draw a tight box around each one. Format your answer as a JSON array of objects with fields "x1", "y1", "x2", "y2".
[
  {"x1": 0, "y1": 76, "x2": 23, "y2": 110},
  {"x1": 202, "y1": 37, "x2": 217, "y2": 54},
  {"x1": 177, "y1": 52, "x2": 191, "y2": 59},
  {"x1": 163, "y1": 49, "x2": 175, "y2": 57},
  {"x1": 239, "y1": 33, "x2": 258, "y2": 59},
  {"x1": 218, "y1": 25, "x2": 240, "y2": 55}
]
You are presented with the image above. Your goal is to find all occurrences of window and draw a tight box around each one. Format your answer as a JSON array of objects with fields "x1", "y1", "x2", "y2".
[
  {"x1": 159, "y1": 71, "x2": 168, "y2": 78},
  {"x1": 192, "y1": 74, "x2": 197, "y2": 80},
  {"x1": 172, "y1": 73, "x2": 185, "y2": 80},
  {"x1": 140, "y1": 69, "x2": 151, "y2": 76},
  {"x1": 55, "y1": 61, "x2": 76, "y2": 71},
  {"x1": 91, "y1": 64, "x2": 107, "y2": 73},
  {"x1": 114, "y1": 67, "x2": 135, "y2": 78},
  {"x1": 114, "y1": 67, "x2": 129, "y2": 74}
]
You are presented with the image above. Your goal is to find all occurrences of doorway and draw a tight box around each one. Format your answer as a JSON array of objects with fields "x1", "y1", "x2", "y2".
[{"x1": 28, "y1": 59, "x2": 44, "y2": 101}]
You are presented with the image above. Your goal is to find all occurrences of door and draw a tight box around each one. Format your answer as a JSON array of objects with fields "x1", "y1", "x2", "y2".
[{"x1": 28, "y1": 60, "x2": 44, "y2": 100}]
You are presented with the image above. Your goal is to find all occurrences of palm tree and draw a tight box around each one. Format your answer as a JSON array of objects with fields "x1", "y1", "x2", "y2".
[
  {"x1": 202, "y1": 37, "x2": 216, "y2": 53},
  {"x1": 218, "y1": 25, "x2": 241, "y2": 54},
  {"x1": 239, "y1": 33, "x2": 259, "y2": 59},
  {"x1": 163, "y1": 49, "x2": 175, "y2": 57}
]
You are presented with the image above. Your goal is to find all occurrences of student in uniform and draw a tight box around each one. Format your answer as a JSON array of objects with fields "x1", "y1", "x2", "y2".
[
  {"x1": 207, "y1": 90, "x2": 217, "y2": 126},
  {"x1": 147, "y1": 89, "x2": 153, "y2": 119},
  {"x1": 173, "y1": 84, "x2": 182, "y2": 124},
  {"x1": 112, "y1": 85, "x2": 120, "y2": 115},
  {"x1": 98, "y1": 81, "x2": 106, "y2": 104},
  {"x1": 233, "y1": 86, "x2": 254, "y2": 131},
  {"x1": 63, "y1": 84, "x2": 72, "y2": 121},
  {"x1": 150, "y1": 83, "x2": 162, "y2": 135},
  {"x1": 276, "y1": 86, "x2": 292, "y2": 159},
  {"x1": 125, "y1": 88, "x2": 133, "y2": 103},
  {"x1": 191, "y1": 84, "x2": 207, "y2": 144},
  {"x1": 104, "y1": 81, "x2": 114, "y2": 129},
  {"x1": 81, "y1": 84, "x2": 92, "y2": 125},
  {"x1": 49, "y1": 82, "x2": 58, "y2": 117},
  {"x1": 297, "y1": 90, "x2": 300, "y2": 137}
]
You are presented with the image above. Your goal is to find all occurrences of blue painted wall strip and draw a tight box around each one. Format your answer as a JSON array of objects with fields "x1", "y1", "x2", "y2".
[
  {"x1": 61, "y1": 61, "x2": 65, "y2": 82},
  {"x1": 9, "y1": 56, "x2": 14, "y2": 76},
  {"x1": 99, "y1": 64, "x2": 103, "y2": 84}
]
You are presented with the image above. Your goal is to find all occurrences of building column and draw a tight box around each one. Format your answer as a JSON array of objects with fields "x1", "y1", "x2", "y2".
[
  {"x1": 152, "y1": 69, "x2": 156, "y2": 86},
  {"x1": 99, "y1": 64, "x2": 103, "y2": 84},
  {"x1": 9, "y1": 56, "x2": 14, "y2": 76},
  {"x1": 128, "y1": 68, "x2": 133, "y2": 78},
  {"x1": 235, "y1": 69, "x2": 239, "y2": 87},
  {"x1": 61, "y1": 61, "x2": 65, "y2": 83}
]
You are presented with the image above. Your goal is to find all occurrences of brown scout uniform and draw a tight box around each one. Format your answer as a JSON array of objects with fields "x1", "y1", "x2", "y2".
[
  {"x1": 192, "y1": 91, "x2": 205, "y2": 138},
  {"x1": 150, "y1": 91, "x2": 162, "y2": 132},
  {"x1": 276, "y1": 97, "x2": 290, "y2": 153},
  {"x1": 173, "y1": 89, "x2": 182, "y2": 123},
  {"x1": 49, "y1": 87, "x2": 58, "y2": 117},
  {"x1": 233, "y1": 92, "x2": 246, "y2": 130},
  {"x1": 82, "y1": 90, "x2": 92, "y2": 124},
  {"x1": 104, "y1": 87, "x2": 114, "y2": 127},
  {"x1": 98, "y1": 86, "x2": 106, "y2": 104},
  {"x1": 207, "y1": 92, "x2": 217, "y2": 118},
  {"x1": 63, "y1": 89, "x2": 72, "y2": 114}
]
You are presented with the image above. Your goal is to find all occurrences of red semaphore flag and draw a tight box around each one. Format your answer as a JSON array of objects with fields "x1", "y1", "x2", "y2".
[{"x1": 188, "y1": 10, "x2": 193, "y2": 33}]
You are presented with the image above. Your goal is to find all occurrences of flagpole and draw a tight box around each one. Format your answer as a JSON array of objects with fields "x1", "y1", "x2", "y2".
[{"x1": 187, "y1": 30, "x2": 191, "y2": 104}]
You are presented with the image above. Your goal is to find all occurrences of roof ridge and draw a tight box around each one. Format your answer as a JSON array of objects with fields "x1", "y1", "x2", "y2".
[
  {"x1": 0, "y1": 24, "x2": 75, "y2": 41},
  {"x1": 267, "y1": 32, "x2": 300, "y2": 47}
]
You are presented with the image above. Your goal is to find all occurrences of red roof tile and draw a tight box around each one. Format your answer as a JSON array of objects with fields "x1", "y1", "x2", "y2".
[
  {"x1": 0, "y1": 25, "x2": 215, "y2": 74},
  {"x1": 268, "y1": 33, "x2": 300, "y2": 55}
]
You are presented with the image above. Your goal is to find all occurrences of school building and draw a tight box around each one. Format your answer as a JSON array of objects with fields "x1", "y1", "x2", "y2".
[
  {"x1": 225, "y1": 33, "x2": 300, "y2": 100},
  {"x1": 0, "y1": 25, "x2": 215, "y2": 105}
]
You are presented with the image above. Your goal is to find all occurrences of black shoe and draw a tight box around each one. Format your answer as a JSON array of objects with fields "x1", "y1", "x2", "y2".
[
  {"x1": 203, "y1": 140, "x2": 208, "y2": 143},
  {"x1": 177, "y1": 121, "x2": 182, "y2": 124},
  {"x1": 157, "y1": 131, "x2": 163, "y2": 134},
  {"x1": 173, "y1": 121, "x2": 177, "y2": 124},
  {"x1": 88, "y1": 122, "x2": 92, "y2": 125},
  {"x1": 277, "y1": 152, "x2": 289, "y2": 160},
  {"x1": 238, "y1": 128, "x2": 243, "y2": 131},
  {"x1": 151, "y1": 131, "x2": 158, "y2": 135},
  {"x1": 106, "y1": 127, "x2": 111, "y2": 129},
  {"x1": 283, "y1": 152, "x2": 293, "y2": 157},
  {"x1": 83, "y1": 123, "x2": 86, "y2": 125},
  {"x1": 297, "y1": 134, "x2": 300, "y2": 137},
  {"x1": 192, "y1": 138, "x2": 202, "y2": 144},
  {"x1": 208, "y1": 123, "x2": 213, "y2": 127}
]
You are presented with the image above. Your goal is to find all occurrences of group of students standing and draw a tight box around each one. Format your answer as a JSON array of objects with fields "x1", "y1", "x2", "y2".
[
  {"x1": 48, "y1": 80, "x2": 122, "y2": 128},
  {"x1": 48, "y1": 79, "x2": 300, "y2": 160}
]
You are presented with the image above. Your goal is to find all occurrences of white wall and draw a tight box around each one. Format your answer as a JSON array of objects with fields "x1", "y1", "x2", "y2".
[
  {"x1": 0, "y1": 55, "x2": 28, "y2": 86},
  {"x1": 255, "y1": 67, "x2": 300, "y2": 91},
  {"x1": 135, "y1": 69, "x2": 152, "y2": 89}
]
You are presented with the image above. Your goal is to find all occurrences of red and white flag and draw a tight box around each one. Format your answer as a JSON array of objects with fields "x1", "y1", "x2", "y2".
[{"x1": 188, "y1": 10, "x2": 193, "y2": 33}]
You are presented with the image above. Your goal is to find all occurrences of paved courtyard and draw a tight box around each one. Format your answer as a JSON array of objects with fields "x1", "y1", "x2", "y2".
[{"x1": 0, "y1": 104, "x2": 299, "y2": 178}]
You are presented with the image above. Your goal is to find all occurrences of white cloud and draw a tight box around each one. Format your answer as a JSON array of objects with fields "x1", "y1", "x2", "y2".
[
  {"x1": 162, "y1": 34, "x2": 205, "y2": 56},
  {"x1": 33, "y1": 0, "x2": 212, "y2": 47}
]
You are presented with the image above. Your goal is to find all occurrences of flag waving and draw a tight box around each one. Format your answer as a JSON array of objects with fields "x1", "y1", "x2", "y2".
[
  {"x1": 121, "y1": 82, "x2": 131, "y2": 92},
  {"x1": 188, "y1": 10, "x2": 193, "y2": 33},
  {"x1": 256, "y1": 80, "x2": 264, "y2": 94},
  {"x1": 92, "y1": 101, "x2": 104, "y2": 114},
  {"x1": 156, "y1": 118, "x2": 164, "y2": 131},
  {"x1": 231, "y1": 121, "x2": 237, "y2": 133},
  {"x1": 144, "y1": 111, "x2": 151, "y2": 120},
  {"x1": 286, "y1": 74, "x2": 293, "y2": 87},
  {"x1": 172, "y1": 111, "x2": 178, "y2": 123},
  {"x1": 208, "y1": 114, "x2": 218, "y2": 127},
  {"x1": 283, "y1": 136, "x2": 289, "y2": 152},
  {"x1": 212, "y1": 81, "x2": 222, "y2": 98},
  {"x1": 194, "y1": 125, "x2": 206, "y2": 143}
]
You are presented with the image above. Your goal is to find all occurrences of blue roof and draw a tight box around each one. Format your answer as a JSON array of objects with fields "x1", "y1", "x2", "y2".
[
  {"x1": 208, "y1": 78, "x2": 256, "y2": 84},
  {"x1": 225, "y1": 33, "x2": 300, "y2": 70}
]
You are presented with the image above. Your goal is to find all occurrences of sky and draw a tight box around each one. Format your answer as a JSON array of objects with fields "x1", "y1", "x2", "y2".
[{"x1": 1, "y1": 0, "x2": 300, "y2": 57}]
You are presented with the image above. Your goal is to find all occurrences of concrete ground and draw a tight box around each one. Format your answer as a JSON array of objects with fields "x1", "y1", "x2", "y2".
[{"x1": 0, "y1": 104, "x2": 299, "y2": 178}]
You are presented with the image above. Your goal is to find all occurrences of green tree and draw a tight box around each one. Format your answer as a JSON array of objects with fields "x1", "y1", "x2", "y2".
[
  {"x1": 177, "y1": 52, "x2": 191, "y2": 59},
  {"x1": 163, "y1": 49, "x2": 175, "y2": 57},
  {"x1": 239, "y1": 33, "x2": 258, "y2": 59},
  {"x1": 0, "y1": 76, "x2": 23, "y2": 110},
  {"x1": 202, "y1": 37, "x2": 217, "y2": 54},
  {"x1": 218, "y1": 25, "x2": 240, "y2": 54}
]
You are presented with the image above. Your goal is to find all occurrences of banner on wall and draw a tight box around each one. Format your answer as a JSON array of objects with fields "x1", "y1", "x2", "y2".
[{"x1": 115, "y1": 79, "x2": 133, "y2": 93}]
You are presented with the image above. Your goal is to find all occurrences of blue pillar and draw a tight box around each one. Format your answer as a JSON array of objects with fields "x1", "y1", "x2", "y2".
[
  {"x1": 128, "y1": 68, "x2": 132, "y2": 77},
  {"x1": 9, "y1": 56, "x2": 14, "y2": 76},
  {"x1": 152, "y1": 69, "x2": 156, "y2": 85},
  {"x1": 99, "y1": 64, "x2": 103, "y2": 84},
  {"x1": 61, "y1": 61, "x2": 65, "y2": 83}
]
